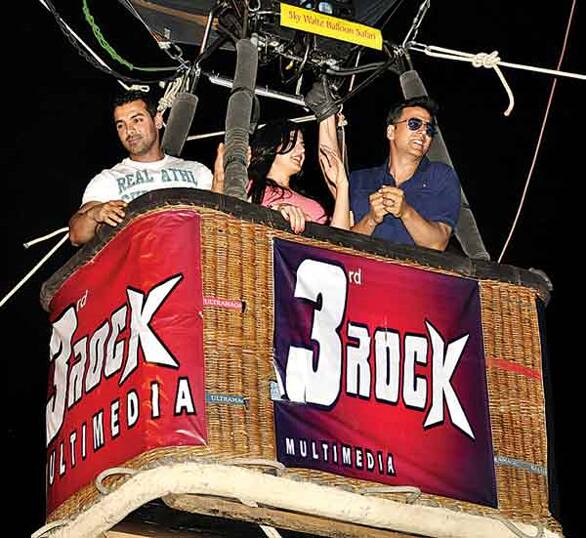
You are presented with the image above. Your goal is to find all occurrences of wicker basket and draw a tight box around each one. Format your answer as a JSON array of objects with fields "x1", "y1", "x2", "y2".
[{"x1": 41, "y1": 191, "x2": 560, "y2": 537}]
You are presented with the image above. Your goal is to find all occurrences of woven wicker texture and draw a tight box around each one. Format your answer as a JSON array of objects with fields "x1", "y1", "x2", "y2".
[{"x1": 47, "y1": 206, "x2": 560, "y2": 535}]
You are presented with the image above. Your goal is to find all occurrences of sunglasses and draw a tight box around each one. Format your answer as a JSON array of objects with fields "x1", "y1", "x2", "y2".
[{"x1": 393, "y1": 117, "x2": 436, "y2": 137}]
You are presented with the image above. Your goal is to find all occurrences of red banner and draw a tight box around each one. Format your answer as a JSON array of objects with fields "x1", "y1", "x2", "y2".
[
  {"x1": 273, "y1": 239, "x2": 496, "y2": 506},
  {"x1": 45, "y1": 211, "x2": 207, "y2": 513}
]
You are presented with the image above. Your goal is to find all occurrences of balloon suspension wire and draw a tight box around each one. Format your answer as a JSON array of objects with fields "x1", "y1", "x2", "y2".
[{"x1": 497, "y1": 0, "x2": 576, "y2": 263}]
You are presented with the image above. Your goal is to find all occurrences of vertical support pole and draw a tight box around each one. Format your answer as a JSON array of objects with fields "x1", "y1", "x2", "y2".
[
  {"x1": 223, "y1": 35, "x2": 259, "y2": 199},
  {"x1": 400, "y1": 69, "x2": 490, "y2": 260}
]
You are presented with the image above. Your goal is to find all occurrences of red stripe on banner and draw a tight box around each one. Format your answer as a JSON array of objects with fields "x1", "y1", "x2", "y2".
[
  {"x1": 488, "y1": 358, "x2": 542, "y2": 380},
  {"x1": 203, "y1": 297, "x2": 244, "y2": 310}
]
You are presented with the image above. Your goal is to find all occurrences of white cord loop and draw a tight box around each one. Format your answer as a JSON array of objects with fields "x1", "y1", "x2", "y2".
[
  {"x1": 186, "y1": 114, "x2": 316, "y2": 142},
  {"x1": 358, "y1": 484, "x2": 544, "y2": 537},
  {"x1": 95, "y1": 467, "x2": 138, "y2": 495},
  {"x1": 31, "y1": 520, "x2": 69, "y2": 538},
  {"x1": 493, "y1": 516, "x2": 545, "y2": 538},
  {"x1": 117, "y1": 80, "x2": 150, "y2": 93},
  {"x1": 471, "y1": 50, "x2": 500, "y2": 68},
  {"x1": 410, "y1": 44, "x2": 515, "y2": 116},
  {"x1": 359, "y1": 485, "x2": 422, "y2": 504},
  {"x1": 238, "y1": 497, "x2": 283, "y2": 538},
  {"x1": 226, "y1": 458, "x2": 286, "y2": 476},
  {"x1": 0, "y1": 231, "x2": 69, "y2": 310},
  {"x1": 470, "y1": 51, "x2": 514, "y2": 116},
  {"x1": 408, "y1": 41, "x2": 585, "y2": 117},
  {"x1": 23, "y1": 227, "x2": 69, "y2": 249},
  {"x1": 158, "y1": 75, "x2": 185, "y2": 114}
]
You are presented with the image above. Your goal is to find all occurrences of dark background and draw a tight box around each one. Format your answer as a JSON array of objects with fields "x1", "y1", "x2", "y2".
[{"x1": 3, "y1": 1, "x2": 581, "y2": 536}]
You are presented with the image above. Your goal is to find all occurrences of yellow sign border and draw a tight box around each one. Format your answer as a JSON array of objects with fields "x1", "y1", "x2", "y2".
[{"x1": 280, "y1": 3, "x2": 383, "y2": 51}]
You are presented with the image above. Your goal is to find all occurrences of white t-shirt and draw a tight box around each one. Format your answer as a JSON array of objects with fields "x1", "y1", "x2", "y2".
[{"x1": 81, "y1": 155, "x2": 213, "y2": 205}]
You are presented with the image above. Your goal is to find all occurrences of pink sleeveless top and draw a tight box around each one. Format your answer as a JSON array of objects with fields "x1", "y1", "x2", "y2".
[{"x1": 260, "y1": 185, "x2": 328, "y2": 224}]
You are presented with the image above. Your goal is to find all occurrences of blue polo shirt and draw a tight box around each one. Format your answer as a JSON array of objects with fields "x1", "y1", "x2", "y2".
[{"x1": 349, "y1": 157, "x2": 461, "y2": 245}]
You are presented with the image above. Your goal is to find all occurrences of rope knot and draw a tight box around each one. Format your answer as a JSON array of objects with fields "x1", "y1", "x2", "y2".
[{"x1": 472, "y1": 50, "x2": 501, "y2": 69}]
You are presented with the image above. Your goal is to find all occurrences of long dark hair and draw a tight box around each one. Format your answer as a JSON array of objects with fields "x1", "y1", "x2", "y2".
[{"x1": 247, "y1": 120, "x2": 305, "y2": 204}]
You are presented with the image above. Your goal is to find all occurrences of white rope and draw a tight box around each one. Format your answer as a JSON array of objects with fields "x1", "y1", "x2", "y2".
[
  {"x1": 498, "y1": 0, "x2": 576, "y2": 262},
  {"x1": 238, "y1": 497, "x2": 283, "y2": 538},
  {"x1": 401, "y1": 0, "x2": 431, "y2": 49},
  {"x1": 359, "y1": 485, "x2": 422, "y2": 504},
  {"x1": 348, "y1": 49, "x2": 362, "y2": 93},
  {"x1": 186, "y1": 128, "x2": 227, "y2": 141},
  {"x1": 43, "y1": 462, "x2": 559, "y2": 538},
  {"x1": 409, "y1": 42, "x2": 586, "y2": 80},
  {"x1": 116, "y1": 80, "x2": 150, "y2": 92},
  {"x1": 31, "y1": 519, "x2": 69, "y2": 538},
  {"x1": 493, "y1": 515, "x2": 545, "y2": 538},
  {"x1": 186, "y1": 114, "x2": 316, "y2": 142},
  {"x1": 0, "y1": 232, "x2": 69, "y2": 310},
  {"x1": 409, "y1": 42, "x2": 585, "y2": 117},
  {"x1": 259, "y1": 526, "x2": 283, "y2": 538},
  {"x1": 95, "y1": 467, "x2": 138, "y2": 495},
  {"x1": 226, "y1": 458, "x2": 286, "y2": 476},
  {"x1": 411, "y1": 44, "x2": 514, "y2": 115},
  {"x1": 158, "y1": 75, "x2": 185, "y2": 114},
  {"x1": 23, "y1": 227, "x2": 69, "y2": 249}
]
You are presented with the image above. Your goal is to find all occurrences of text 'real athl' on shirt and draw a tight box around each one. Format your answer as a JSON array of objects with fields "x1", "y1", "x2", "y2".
[{"x1": 81, "y1": 155, "x2": 213, "y2": 205}]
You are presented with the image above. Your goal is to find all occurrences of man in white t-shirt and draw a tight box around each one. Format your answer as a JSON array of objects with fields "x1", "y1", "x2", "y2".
[{"x1": 69, "y1": 91, "x2": 218, "y2": 245}]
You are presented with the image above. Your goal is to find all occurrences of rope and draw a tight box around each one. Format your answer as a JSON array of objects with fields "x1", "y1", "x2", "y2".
[
  {"x1": 38, "y1": 0, "x2": 111, "y2": 71},
  {"x1": 493, "y1": 515, "x2": 545, "y2": 538},
  {"x1": 81, "y1": 0, "x2": 179, "y2": 73},
  {"x1": 37, "y1": 461, "x2": 552, "y2": 538},
  {"x1": 472, "y1": 51, "x2": 514, "y2": 116},
  {"x1": 358, "y1": 485, "x2": 421, "y2": 504},
  {"x1": 348, "y1": 49, "x2": 362, "y2": 94},
  {"x1": 238, "y1": 497, "x2": 283, "y2": 538},
  {"x1": 95, "y1": 467, "x2": 138, "y2": 495},
  {"x1": 36, "y1": 0, "x2": 183, "y2": 85},
  {"x1": 23, "y1": 227, "x2": 69, "y2": 249},
  {"x1": 411, "y1": 44, "x2": 514, "y2": 115},
  {"x1": 358, "y1": 484, "x2": 544, "y2": 537},
  {"x1": 186, "y1": 114, "x2": 316, "y2": 141},
  {"x1": 378, "y1": 0, "x2": 409, "y2": 34},
  {"x1": 0, "y1": 232, "x2": 69, "y2": 310},
  {"x1": 408, "y1": 42, "x2": 585, "y2": 116},
  {"x1": 31, "y1": 520, "x2": 69, "y2": 538},
  {"x1": 498, "y1": 0, "x2": 577, "y2": 263},
  {"x1": 401, "y1": 0, "x2": 431, "y2": 48},
  {"x1": 157, "y1": 75, "x2": 186, "y2": 115},
  {"x1": 259, "y1": 526, "x2": 283, "y2": 538},
  {"x1": 226, "y1": 458, "x2": 286, "y2": 476},
  {"x1": 409, "y1": 42, "x2": 585, "y2": 80},
  {"x1": 338, "y1": 109, "x2": 347, "y2": 168}
]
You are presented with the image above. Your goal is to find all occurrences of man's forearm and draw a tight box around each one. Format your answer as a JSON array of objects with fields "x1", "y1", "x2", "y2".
[
  {"x1": 68, "y1": 207, "x2": 100, "y2": 246},
  {"x1": 401, "y1": 205, "x2": 451, "y2": 251},
  {"x1": 69, "y1": 200, "x2": 127, "y2": 246},
  {"x1": 351, "y1": 213, "x2": 379, "y2": 236}
]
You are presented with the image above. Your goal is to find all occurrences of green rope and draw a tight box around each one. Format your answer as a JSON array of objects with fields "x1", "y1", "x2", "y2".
[{"x1": 82, "y1": 0, "x2": 178, "y2": 72}]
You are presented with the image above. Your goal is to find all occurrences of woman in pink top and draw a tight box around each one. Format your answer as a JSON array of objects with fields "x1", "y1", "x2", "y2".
[{"x1": 247, "y1": 119, "x2": 350, "y2": 233}]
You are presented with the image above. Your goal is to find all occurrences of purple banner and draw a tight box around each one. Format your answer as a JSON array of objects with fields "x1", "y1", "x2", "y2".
[{"x1": 272, "y1": 239, "x2": 496, "y2": 507}]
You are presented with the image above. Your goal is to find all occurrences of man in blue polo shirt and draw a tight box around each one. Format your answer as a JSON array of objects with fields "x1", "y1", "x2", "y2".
[{"x1": 350, "y1": 96, "x2": 460, "y2": 251}]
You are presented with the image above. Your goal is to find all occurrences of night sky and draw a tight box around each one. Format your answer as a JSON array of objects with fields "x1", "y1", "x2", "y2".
[{"x1": 4, "y1": 1, "x2": 581, "y2": 536}]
